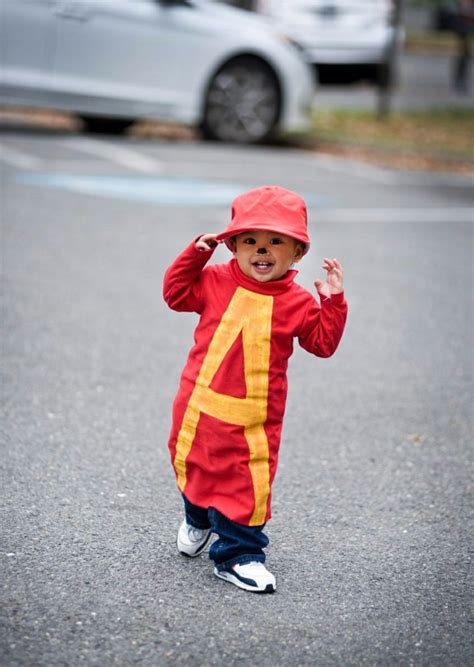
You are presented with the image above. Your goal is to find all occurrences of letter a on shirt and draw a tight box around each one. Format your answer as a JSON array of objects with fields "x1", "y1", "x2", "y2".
[{"x1": 174, "y1": 287, "x2": 273, "y2": 526}]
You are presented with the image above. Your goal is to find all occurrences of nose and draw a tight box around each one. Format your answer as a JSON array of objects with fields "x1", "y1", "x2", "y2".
[{"x1": 257, "y1": 247, "x2": 267, "y2": 254}]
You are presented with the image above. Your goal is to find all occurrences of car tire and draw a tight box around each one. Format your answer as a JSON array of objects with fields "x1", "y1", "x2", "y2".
[
  {"x1": 79, "y1": 115, "x2": 135, "y2": 134},
  {"x1": 201, "y1": 56, "x2": 281, "y2": 143}
]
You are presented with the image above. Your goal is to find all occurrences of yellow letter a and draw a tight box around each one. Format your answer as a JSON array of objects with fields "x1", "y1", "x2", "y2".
[{"x1": 174, "y1": 287, "x2": 273, "y2": 525}]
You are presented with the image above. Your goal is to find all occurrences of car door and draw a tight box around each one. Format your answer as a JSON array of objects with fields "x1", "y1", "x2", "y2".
[
  {"x1": 50, "y1": 0, "x2": 206, "y2": 120},
  {"x1": 0, "y1": 0, "x2": 58, "y2": 104}
]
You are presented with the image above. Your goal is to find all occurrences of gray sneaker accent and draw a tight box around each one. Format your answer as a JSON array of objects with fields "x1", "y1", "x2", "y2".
[{"x1": 177, "y1": 521, "x2": 212, "y2": 557}]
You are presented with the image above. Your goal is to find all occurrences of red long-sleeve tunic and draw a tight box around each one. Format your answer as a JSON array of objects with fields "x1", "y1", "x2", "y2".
[{"x1": 163, "y1": 241, "x2": 347, "y2": 526}]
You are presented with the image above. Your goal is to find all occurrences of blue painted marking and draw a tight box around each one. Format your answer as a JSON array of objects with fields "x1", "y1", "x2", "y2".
[{"x1": 14, "y1": 173, "x2": 330, "y2": 208}]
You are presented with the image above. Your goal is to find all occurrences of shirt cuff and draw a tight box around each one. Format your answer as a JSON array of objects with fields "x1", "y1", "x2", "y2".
[{"x1": 321, "y1": 291, "x2": 345, "y2": 305}]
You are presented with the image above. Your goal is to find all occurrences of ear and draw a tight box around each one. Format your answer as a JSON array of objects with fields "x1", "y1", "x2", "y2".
[
  {"x1": 228, "y1": 237, "x2": 237, "y2": 254},
  {"x1": 292, "y1": 243, "x2": 304, "y2": 264}
]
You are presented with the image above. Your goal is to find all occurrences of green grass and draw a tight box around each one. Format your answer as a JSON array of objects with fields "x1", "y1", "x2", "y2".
[
  {"x1": 299, "y1": 107, "x2": 474, "y2": 170},
  {"x1": 405, "y1": 30, "x2": 470, "y2": 55}
]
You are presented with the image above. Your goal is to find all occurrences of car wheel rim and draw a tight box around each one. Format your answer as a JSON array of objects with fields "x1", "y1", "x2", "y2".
[{"x1": 206, "y1": 64, "x2": 279, "y2": 142}]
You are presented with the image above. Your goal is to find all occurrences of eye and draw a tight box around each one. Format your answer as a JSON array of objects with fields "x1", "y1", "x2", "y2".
[
  {"x1": 243, "y1": 238, "x2": 256, "y2": 245},
  {"x1": 270, "y1": 238, "x2": 283, "y2": 245}
]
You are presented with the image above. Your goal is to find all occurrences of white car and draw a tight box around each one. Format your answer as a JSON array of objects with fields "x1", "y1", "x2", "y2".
[
  {"x1": 219, "y1": 0, "x2": 404, "y2": 85},
  {"x1": 0, "y1": 0, "x2": 314, "y2": 143}
]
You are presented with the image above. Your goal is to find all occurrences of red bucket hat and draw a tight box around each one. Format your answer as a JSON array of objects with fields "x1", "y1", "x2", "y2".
[{"x1": 216, "y1": 185, "x2": 310, "y2": 255}]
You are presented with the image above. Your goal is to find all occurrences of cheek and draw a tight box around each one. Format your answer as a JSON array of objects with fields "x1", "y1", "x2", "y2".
[{"x1": 237, "y1": 247, "x2": 252, "y2": 258}]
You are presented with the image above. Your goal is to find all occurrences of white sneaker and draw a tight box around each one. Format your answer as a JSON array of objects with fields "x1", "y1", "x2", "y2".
[
  {"x1": 214, "y1": 561, "x2": 276, "y2": 593},
  {"x1": 177, "y1": 521, "x2": 212, "y2": 558}
]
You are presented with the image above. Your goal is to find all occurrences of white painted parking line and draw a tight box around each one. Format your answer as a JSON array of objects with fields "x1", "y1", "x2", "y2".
[
  {"x1": 13, "y1": 172, "x2": 474, "y2": 222},
  {"x1": 62, "y1": 137, "x2": 164, "y2": 173},
  {"x1": 313, "y1": 207, "x2": 474, "y2": 223},
  {"x1": 2, "y1": 135, "x2": 471, "y2": 189},
  {"x1": 305, "y1": 153, "x2": 474, "y2": 187},
  {"x1": 0, "y1": 143, "x2": 42, "y2": 170},
  {"x1": 309, "y1": 153, "x2": 400, "y2": 185}
]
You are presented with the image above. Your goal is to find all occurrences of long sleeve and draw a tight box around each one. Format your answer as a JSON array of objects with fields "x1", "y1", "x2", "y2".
[
  {"x1": 163, "y1": 240, "x2": 215, "y2": 313},
  {"x1": 297, "y1": 291, "x2": 348, "y2": 358},
  {"x1": 166, "y1": 257, "x2": 348, "y2": 526}
]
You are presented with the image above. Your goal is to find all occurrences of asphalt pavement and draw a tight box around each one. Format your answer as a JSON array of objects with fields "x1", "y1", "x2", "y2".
[{"x1": 1, "y1": 126, "x2": 472, "y2": 666}]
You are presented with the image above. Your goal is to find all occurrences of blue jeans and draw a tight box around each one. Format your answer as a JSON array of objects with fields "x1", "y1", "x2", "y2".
[{"x1": 182, "y1": 494, "x2": 269, "y2": 569}]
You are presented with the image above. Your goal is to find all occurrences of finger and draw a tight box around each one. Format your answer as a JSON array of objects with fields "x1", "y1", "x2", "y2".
[
  {"x1": 200, "y1": 233, "x2": 218, "y2": 245},
  {"x1": 314, "y1": 280, "x2": 330, "y2": 297},
  {"x1": 196, "y1": 240, "x2": 214, "y2": 251},
  {"x1": 329, "y1": 270, "x2": 344, "y2": 287},
  {"x1": 323, "y1": 258, "x2": 343, "y2": 273}
]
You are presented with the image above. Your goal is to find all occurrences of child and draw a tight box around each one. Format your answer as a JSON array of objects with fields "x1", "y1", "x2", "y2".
[{"x1": 163, "y1": 185, "x2": 347, "y2": 593}]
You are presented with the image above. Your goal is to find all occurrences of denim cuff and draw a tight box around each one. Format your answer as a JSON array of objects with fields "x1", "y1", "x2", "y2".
[
  {"x1": 215, "y1": 553, "x2": 266, "y2": 570},
  {"x1": 182, "y1": 493, "x2": 211, "y2": 529},
  {"x1": 185, "y1": 515, "x2": 211, "y2": 530}
]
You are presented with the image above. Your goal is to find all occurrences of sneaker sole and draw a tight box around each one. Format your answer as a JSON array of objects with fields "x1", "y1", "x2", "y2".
[
  {"x1": 177, "y1": 530, "x2": 212, "y2": 558},
  {"x1": 214, "y1": 567, "x2": 275, "y2": 593}
]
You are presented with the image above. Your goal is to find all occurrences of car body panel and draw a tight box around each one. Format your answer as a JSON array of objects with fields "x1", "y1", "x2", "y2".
[
  {"x1": 220, "y1": 0, "x2": 404, "y2": 67},
  {"x1": 0, "y1": 0, "x2": 314, "y2": 138}
]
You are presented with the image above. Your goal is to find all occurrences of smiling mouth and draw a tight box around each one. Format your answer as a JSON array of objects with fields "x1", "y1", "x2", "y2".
[{"x1": 252, "y1": 261, "x2": 274, "y2": 268}]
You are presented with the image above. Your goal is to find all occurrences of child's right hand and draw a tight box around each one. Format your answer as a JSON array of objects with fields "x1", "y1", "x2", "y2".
[{"x1": 195, "y1": 234, "x2": 219, "y2": 252}]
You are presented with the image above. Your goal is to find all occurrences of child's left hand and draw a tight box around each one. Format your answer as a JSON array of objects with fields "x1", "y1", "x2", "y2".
[{"x1": 314, "y1": 258, "x2": 344, "y2": 298}]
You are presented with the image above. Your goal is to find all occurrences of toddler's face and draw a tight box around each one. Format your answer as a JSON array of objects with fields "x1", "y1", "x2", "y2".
[{"x1": 233, "y1": 230, "x2": 304, "y2": 283}]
